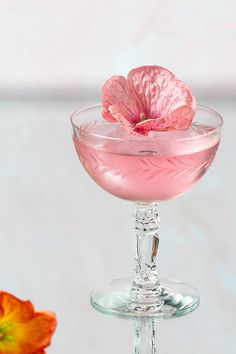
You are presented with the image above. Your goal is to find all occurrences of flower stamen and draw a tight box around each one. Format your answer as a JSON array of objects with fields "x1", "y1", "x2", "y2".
[{"x1": 140, "y1": 112, "x2": 146, "y2": 121}]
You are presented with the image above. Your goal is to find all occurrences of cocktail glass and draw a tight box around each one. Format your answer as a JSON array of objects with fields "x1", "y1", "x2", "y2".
[{"x1": 70, "y1": 104, "x2": 223, "y2": 319}]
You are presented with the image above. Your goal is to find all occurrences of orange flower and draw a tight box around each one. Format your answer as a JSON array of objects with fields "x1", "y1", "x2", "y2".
[{"x1": 0, "y1": 291, "x2": 57, "y2": 354}]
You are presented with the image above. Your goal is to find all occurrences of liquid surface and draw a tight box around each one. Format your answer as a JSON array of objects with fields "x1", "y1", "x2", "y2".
[{"x1": 74, "y1": 123, "x2": 219, "y2": 202}]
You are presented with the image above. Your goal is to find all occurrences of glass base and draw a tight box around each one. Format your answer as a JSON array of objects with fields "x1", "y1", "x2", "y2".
[{"x1": 91, "y1": 277, "x2": 200, "y2": 319}]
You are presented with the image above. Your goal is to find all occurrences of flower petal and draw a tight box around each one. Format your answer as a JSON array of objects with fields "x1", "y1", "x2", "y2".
[
  {"x1": 0, "y1": 292, "x2": 56, "y2": 354},
  {"x1": 135, "y1": 105, "x2": 196, "y2": 134},
  {"x1": 0, "y1": 292, "x2": 34, "y2": 323},
  {"x1": 134, "y1": 118, "x2": 166, "y2": 135},
  {"x1": 10, "y1": 311, "x2": 57, "y2": 353},
  {"x1": 102, "y1": 75, "x2": 143, "y2": 123},
  {"x1": 109, "y1": 105, "x2": 141, "y2": 135},
  {"x1": 128, "y1": 65, "x2": 175, "y2": 118},
  {"x1": 128, "y1": 66, "x2": 196, "y2": 127},
  {"x1": 164, "y1": 104, "x2": 196, "y2": 129}
]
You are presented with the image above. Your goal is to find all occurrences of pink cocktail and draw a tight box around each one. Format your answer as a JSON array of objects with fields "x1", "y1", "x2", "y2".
[
  {"x1": 74, "y1": 124, "x2": 219, "y2": 202},
  {"x1": 70, "y1": 104, "x2": 223, "y2": 319}
]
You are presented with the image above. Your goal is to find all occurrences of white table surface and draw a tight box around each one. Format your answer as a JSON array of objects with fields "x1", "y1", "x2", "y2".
[{"x1": 0, "y1": 95, "x2": 235, "y2": 353}]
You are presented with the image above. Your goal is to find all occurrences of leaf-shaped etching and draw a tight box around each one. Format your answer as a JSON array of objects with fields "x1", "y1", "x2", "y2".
[
  {"x1": 76, "y1": 140, "x2": 219, "y2": 199},
  {"x1": 187, "y1": 159, "x2": 210, "y2": 178},
  {"x1": 143, "y1": 144, "x2": 218, "y2": 182}
]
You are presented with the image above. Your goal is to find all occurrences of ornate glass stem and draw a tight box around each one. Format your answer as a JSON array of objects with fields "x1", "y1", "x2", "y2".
[
  {"x1": 133, "y1": 320, "x2": 157, "y2": 354},
  {"x1": 130, "y1": 203, "x2": 163, "y2": 311}
]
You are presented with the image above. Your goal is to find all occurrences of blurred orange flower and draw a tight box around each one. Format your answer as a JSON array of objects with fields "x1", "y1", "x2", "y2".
[{"x1": 0, "y1": 291, "x2": 57, "y2": 354}]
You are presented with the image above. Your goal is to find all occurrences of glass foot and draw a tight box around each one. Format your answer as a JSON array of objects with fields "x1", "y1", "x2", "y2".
[{"x1": 91, "y1": 277, "x2": 200, "y2": 319}]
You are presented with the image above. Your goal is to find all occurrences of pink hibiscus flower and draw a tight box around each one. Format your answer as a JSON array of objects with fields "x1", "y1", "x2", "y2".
[{"x1": 102, "y1": 65, "x2": 196, "y2": 136}]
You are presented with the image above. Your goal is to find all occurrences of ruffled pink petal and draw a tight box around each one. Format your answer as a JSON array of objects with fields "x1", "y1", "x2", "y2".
[
  {"x1": 134, "y1": 118, "x2": 166, "y2": 135},
  {"x1": 128, "y1": 66, "x2": 196, "y2": 129},
  {"x1": 156, "y1": 80, "x2": 196, "y2": 119},
  {"x1": 102, "y1": 75, "x2": 143, "y2": 124},
  {"x1": 128, "y1": 66, "x2": 175, "y2": 119},
  {"x1": 109, "y1": 105, "x2": 141, "y2": 135},
  {"x1": 134, "y1": 105, "x2": 195, "y2": 135},
  {"x1": 164, "y1": 104, "x2": 196, "y2": 129}
]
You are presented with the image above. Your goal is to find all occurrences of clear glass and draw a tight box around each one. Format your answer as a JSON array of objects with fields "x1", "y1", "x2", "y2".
[
  {"x1": 133, "y1": 320, "x2": 157, "y2": 354},
  {"x1": 70, "y1": 104, "x2": 223, "y2": 318}
]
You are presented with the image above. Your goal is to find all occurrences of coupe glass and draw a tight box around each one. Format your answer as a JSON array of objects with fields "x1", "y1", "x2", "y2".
[{"x1": 70, "y1": 104, "x2": 223, "y2": 319}]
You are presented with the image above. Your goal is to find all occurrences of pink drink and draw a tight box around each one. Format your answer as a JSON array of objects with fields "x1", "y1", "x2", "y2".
[{"x1": 74, "y1": 123, "x2": 219, "y2": 202}]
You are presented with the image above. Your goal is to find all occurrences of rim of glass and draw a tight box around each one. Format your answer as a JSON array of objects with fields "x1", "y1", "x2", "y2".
[{"x1": 70, "y1": 103, "x2": 223, "y2": 142}]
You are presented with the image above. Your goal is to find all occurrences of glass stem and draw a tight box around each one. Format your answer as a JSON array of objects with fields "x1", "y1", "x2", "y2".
[
  {"x1": 133, "y1": 320, "x2": 157, "y2": 354},
  {"x1": 130, "y1": 203, "x2": 162, "y2": 310}
]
